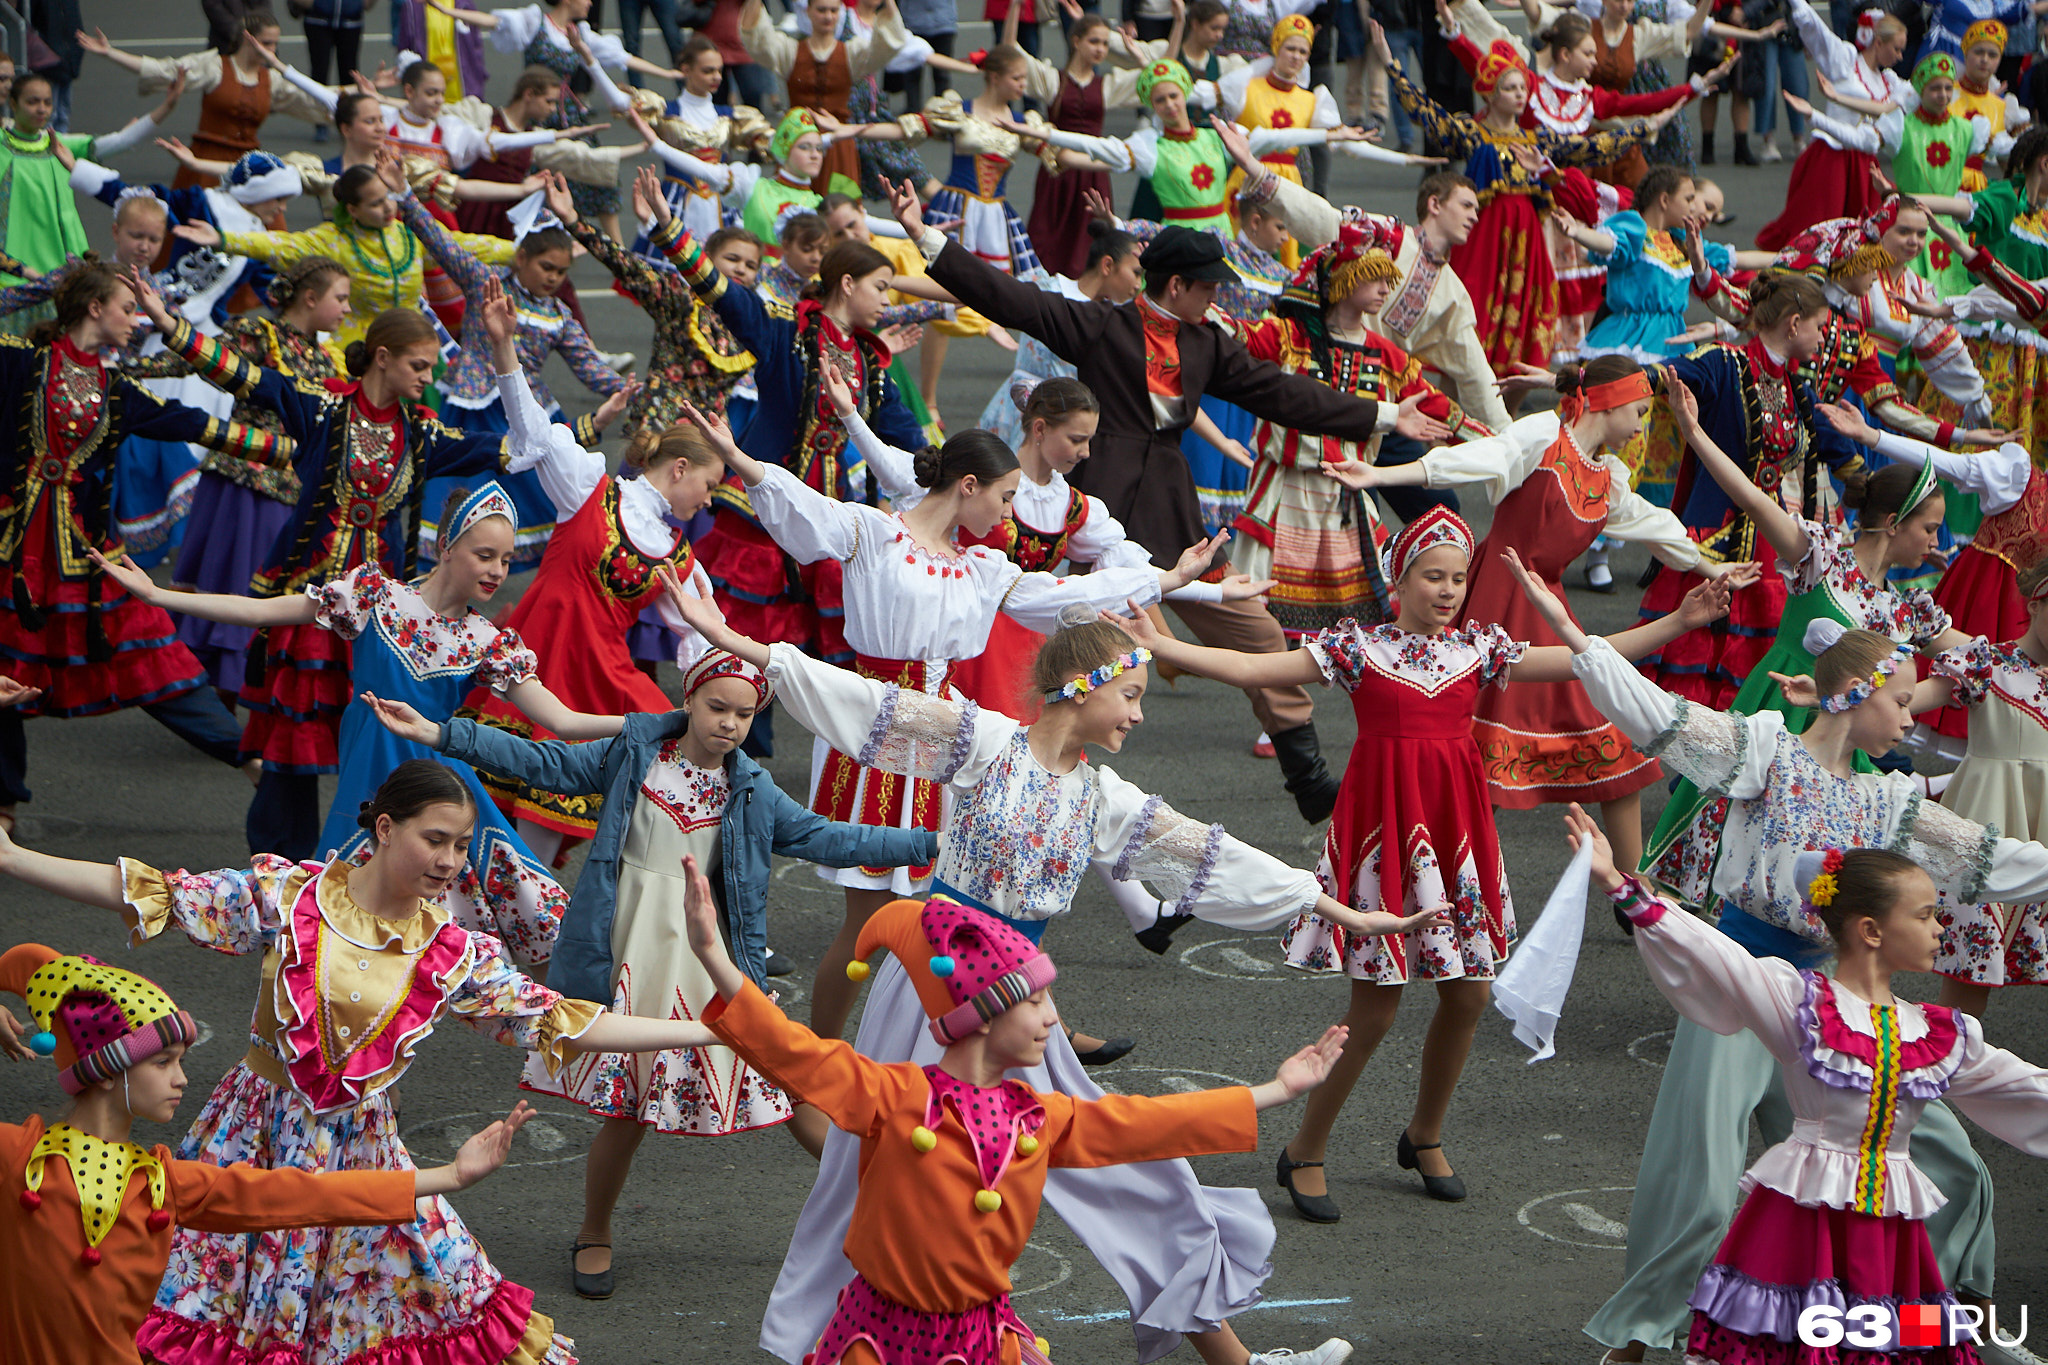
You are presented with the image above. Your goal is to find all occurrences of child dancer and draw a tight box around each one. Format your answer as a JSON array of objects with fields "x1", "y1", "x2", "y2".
[
  {"x1": 682, "y1": 861, "x2": 1357, "y2": 1365},
  {"x1": 367, "y1": 647, "x2": 936, "y2": 1297},
  {"x1": 644, "y1": 106, "x2": 838, "y2": 262},
  {"x1": 1337, "y1": 357, "x2": 1749, "y2": 875},
  {"x1": 664, "y1": 584, "x2": 1422, "y2": 1365},
  {"x1": 0, "y1": 760, "x2": 731, "y2": 1365},
  {"x1": 679, "y1": 394, "x2": 1254, "y2": 1039},
  {"x1": 739, "y1": 0, "x2": 912, "y2": 197},
  {"x1": 0, "y1": 943, "x2": 537, "y2": 1365},
  {"x1": 638, "y1": 37, "x2": 773, "y2": 248},
  {"x1": 1573, "y1": 822, "x2": 2048, "y2": 1365},
  {"x1": 1101, "y1": 510, "x2": 1733, "y2": 1217}
]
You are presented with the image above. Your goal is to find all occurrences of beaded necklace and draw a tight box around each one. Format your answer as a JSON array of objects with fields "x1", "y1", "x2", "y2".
[{"x1": 339, "y1": 217, "x2": 416, "y2": 302}]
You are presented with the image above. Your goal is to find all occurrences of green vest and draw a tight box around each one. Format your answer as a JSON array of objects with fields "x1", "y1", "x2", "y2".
[
  {"x1": 743, "y1": 175, "x2": 822, "y2": 258},
  {"x1": 1150, "y1": 128, "x2": 1233, "y2": 237},
  {"x1": 1893, "y1": 111, "x2": 1977, "y2": 297}
]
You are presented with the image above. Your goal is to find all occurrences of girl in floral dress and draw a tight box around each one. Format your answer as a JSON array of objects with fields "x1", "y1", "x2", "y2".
[
  {"x1": 167, "y1": 257, "x2": 350, "y2": 701},
  {"x1": 1643, "y1": 397, "x2": 1971, "y2": 884},
  {"x1": 665, "y1": 582, "x2": 1426, "y2": 1365},
  {"x1": 1104, "y1": 510, "x2": 1734, "y2": 1218},
  {"x1": 0, "y1": 759, "x2": 726, "y2": 1365}
]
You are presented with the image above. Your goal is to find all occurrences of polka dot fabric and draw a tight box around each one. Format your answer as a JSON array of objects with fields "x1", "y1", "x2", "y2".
[
  {"x1": 922, "y1": 1066, "x2": 1046, "y2": 1191},
  {"x1": 919, "y1": 901, "x2": 1043, "y2": 1011},
  {"x1": 805, "y1": 1272, "x2": 1049, "y2": 1365},
  {"x1": 23, "y1": 1123, "x2": 168, "y2": 1252},
  {"x1": 0, "y1": 944, "x2": 198, "y2": 1095}
]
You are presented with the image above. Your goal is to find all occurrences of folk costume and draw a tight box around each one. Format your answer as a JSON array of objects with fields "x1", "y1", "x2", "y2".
[
  {"x1": 133, "y1": 50, "x2": 335, "y2": 187},
  {"x1": 885, "y1": 93, "x2": 1060, "y2": 277},
  {"x1": 0, "y1": 118, "x2": 164, "y2": 333},
  {"x1": 481, "y1": 4, "x2": 639, "y2": 219},
  {"x1": 1952, "y1": 18, "x2": 2023, "y2": 190},
  {"x1": 0, "y1": 945, "x2": 422, "y2": 1365},
  {"x1": 1214, "y1": 16, "x2": 1348, "y2": 268},
  {"x1": 649, "y1": 107, "x2": 834, "y2": 264},
  {"x1": 638, "y1": 87, "x2": 774, "y2": 248},
  {"x1": 1019, "y1": 45, "x2": 1153, "y2": 276},
  {"x1": 1229, "y1": 230, "x2": 1481, "y2": 637},
  {"x1": 741, "y1": 1, "x2": 911, "y2": 198},
  {"x1": 758, "y1": 641, "x2": 1325, "y2": 1364}
]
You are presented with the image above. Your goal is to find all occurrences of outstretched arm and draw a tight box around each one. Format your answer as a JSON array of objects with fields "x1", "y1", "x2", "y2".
[
  {"x1": 1504, "y1": 549, "x2": 1744, "y2": 681},
  {"x1": 88, "y1": 548, "x2": 318, "y2": 628},
  {"x1": 1097, "y1": 602, "x2": 1326, "y2": 689},
  {"x1": 499, "y1": 678, "x2": 626, "y2": 743},
  {"x1": 1667, "y1": 379, "x2": 1810, "y2": 565}
]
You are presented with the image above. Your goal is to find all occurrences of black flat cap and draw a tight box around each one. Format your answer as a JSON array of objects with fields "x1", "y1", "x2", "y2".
[{"x1": 1138, "y1": 226, "x2": 1240, "y2": 284}]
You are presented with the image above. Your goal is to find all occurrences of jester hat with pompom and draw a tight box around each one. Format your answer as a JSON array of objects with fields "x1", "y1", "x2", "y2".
[
  {"x1": 0, "y1": 943, "x2": 198, "y2": 1095},
  {"x1": 848, "y1": 899, "x2": 1057, "y2": 1045}
]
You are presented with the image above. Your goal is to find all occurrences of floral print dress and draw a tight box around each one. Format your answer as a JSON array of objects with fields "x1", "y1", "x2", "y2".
[
  {"x1": 1932, "y1": 636, "x2": 2048, "y2": 987},
  {"x1": 1280, "y1": 622, "x2": 1522, "y2": 983},
  {"x1": 311, "y1": 563, "x2": 569, "y2": 966},
  {"x1": 121, "y1": 855, "x2": 599, "y2": 1365}
]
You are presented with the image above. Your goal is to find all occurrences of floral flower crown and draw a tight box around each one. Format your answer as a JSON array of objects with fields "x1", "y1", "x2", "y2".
[
  {"x1": 1818, "y1": 645, "x2": 1909, "y2": 713},
  {"x1": 1045, "y1": 647, "x2": 1151, "y2": 704}
]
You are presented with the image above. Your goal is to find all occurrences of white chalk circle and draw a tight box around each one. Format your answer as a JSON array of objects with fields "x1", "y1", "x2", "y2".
[
  {"x1": 1090, "y1": 1064, "x2": 1252, "y2": 1096},
  {"x1": 1516, "y1": 1186, "x2": 1636, "y2": 1250},
  {"x1": 1179, "y1": 937, "x2": 1320, "y2": 982},
  {"x1": 402, "y1": 1107, "x2": 604, "y2": 1168},
  {"x1": 1627, "y1": 1030, "x2": 1674, "y2": 1069},
  {"x1": 1011, "y1": 1240, "x2": 1075, "y2": 1297}
]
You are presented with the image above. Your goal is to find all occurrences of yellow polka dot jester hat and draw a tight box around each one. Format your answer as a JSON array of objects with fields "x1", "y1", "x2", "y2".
[{"x1": 0, "y1": 944, "x2": 198, "y2": 1095}]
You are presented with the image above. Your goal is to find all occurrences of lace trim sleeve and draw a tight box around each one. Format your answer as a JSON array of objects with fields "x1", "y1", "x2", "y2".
[
  {"x1": 854, "y1": 687, "x2": 982, "y2": 785},
  {"x1": 1638, "y1": 695, "x2": 1751, "y2": 796},
  {"x1": 1112, "y1": 795, "x2": 1227, "y2": 911},
  {"x1": 1901, "y1": 794, "x2": 1998, "y2": 906}
]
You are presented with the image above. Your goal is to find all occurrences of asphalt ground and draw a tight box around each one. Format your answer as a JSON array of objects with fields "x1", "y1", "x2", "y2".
[{"x1": 4, "y1": 10, "x2": 2046, "y2": 1364}]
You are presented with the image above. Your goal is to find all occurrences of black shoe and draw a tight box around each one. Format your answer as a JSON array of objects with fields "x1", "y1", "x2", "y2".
[
  {"x1": 764, "y1": 949, "x2": 795, "y2": 977},
  {"x1": 1699, "y1": 132, "x2": 1716, "y2": 165},
  {"x1": 1732, "y1": 136, "x2": 1758, "y2": 166},
  {"x1": 1397, "y1": 1129, "x2": 1467, "y2": 1201},
  {"x1": 572, "y1": 1242, "x2": 614, "y2": 1299},
  {"x1": 1276, "y1": 1146, "x2": 1341, "y2": 1223},
  {"x1": 1269, "y1": 723, "x2": 1341, "y2": 824},
  {"x1": 1067, "y1": 1029, "x2": 1136, "y2": 1066},
  {"x1": 1135, "y1": 911, "x2": 1195, "y2": 956}
]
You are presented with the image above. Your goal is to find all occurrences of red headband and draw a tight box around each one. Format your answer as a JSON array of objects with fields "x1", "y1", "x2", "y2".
[{"x1": 1560, "y1": 371, "x2": 1653, "y2": 422}]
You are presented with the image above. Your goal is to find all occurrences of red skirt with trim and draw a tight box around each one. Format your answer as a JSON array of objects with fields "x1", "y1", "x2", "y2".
[
  {"x1": 237, "y1": 621, "x2": 352, "y2": 773},
  {"x1": 1636, "y1": 537, "x2": 1786, "y2": 710},
  {"x1": 0, "y1": 565, "x2": 206, "y2": 718},
  {"x1": 945, "y1": 614, "x2": 1044, "y2": 723},
  {"x1": 810, "y1": 656, "x2": 945, "y2": 882},
  {"x1": 1756, "y1": 143, "x2": 1881, "y2": 252},
  {"x1": 1921, "y1": 544, "x2": 2026, "y2": 749},
  {"x1": 697, "y1": 507, "x2": 851, "y2": 664},
  {"x1": 1449, "y1": 192, "x2": 1557, "y2": 373}
]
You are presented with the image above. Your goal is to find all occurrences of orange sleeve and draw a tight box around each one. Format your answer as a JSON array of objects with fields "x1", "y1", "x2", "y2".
[
  {"x1": 1048, "y1": 1087, "x2": 1259, "y2": 1169},
  {"x1": 167, "y1": 1160, "x2": 418, "y2": 1235},
  {"x1": 704, "y1": 982, "x2": 916, "y2": 1138}
]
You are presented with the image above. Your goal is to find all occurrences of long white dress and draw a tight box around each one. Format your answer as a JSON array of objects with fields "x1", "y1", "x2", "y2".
[
  {"x1": 744, "y1": 461, "x2": 1166, "y2": 894},
  {"x1": 758, "y1": 641, "x2": 1322, "y2": 1365}
]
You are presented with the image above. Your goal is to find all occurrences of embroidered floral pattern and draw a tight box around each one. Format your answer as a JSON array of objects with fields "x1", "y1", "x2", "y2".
[
  {"x1": 1305, "y1": 620, "x2": 1522, "y2": 696},
  {"x1": 1783, "y1": 520, "x2": 1952, "y2": 648},
  {"x1": 933, "y1": 731, "x2": 1100, "y2": 923},
  {"x1": 306, "y1": 565, "x2": 539, "y2": 689},
  {"x1": 641, "y1": 743, "x2": 731, "y2": 834}
]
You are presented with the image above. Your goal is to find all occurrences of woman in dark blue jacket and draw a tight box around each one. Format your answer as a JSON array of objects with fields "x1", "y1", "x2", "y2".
[{"x1": 366, "y1": 648, "x2": 935, "y2": 1298}]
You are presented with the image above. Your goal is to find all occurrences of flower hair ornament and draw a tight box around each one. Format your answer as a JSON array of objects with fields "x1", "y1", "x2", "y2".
[
  {"x1": 1802, "y1": 619, "x2": 1910, "y2": 713},
  {"x1": 1853, "y1": 6, "x2": 1883, "y2": 48},
  {"x1": 1795, "y1": 847, "x2": 1848, "y2": 924},
  {"x1": 1046, "y1": 648, "x2": 1152, "y2": 703}
]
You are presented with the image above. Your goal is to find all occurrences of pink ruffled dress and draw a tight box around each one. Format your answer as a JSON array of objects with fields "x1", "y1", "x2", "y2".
[{"x1": 116, "y1": 855, "x2": 601, "y2": 1365}]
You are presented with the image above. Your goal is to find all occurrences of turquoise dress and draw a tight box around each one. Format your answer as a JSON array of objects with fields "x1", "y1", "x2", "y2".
[
  {"x1": 1583, "y1": 214, "x2": 1733, "y2": 362},
  {"x1": 310, "y1": 563, "x2": 568, "y2": 965}
]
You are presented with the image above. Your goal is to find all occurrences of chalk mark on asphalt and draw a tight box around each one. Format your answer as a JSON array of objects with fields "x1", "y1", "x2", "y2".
[
  {"x1": 1516, "y1": 1186, "x2": 1634, "y2": 1249},
  {"x1": 1179, "y1": 938, "x2": 1319, "y2": 982},
  {"x1": 403, "y1": 1107, "x2": 601, "y2": 1167},
  {"x1": 1626, "y1": 1030, "x2": 1673, "y2": 1068}
]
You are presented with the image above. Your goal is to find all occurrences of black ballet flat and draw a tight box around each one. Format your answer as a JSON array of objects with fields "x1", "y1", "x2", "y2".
[
  {"x1": 1397, "y1": 1129, "x2": 1467, "y2": 1202},
  {"x1": 1276, "y1": 1147, "x2": 1341, "y2": 1223},
  {"x1": 1135, "y1": 911, "x2": 1195, "y2": 956},
  {"x1": 571, "y1": 1242, "x2": 614, "y2": 1300},
  {"x1": 1067, "y1": 1029, "x2": 1136, "y2": 1066}
]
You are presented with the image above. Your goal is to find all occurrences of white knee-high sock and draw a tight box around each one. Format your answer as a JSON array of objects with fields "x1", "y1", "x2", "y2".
[{"x1": 1098, "y1": 866, "x2": 1165, "y2": 933}]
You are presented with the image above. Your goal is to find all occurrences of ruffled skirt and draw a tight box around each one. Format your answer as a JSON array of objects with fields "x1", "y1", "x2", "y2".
[{"x1": 171, "y1": 472, "x2": 297, "y2": 697}]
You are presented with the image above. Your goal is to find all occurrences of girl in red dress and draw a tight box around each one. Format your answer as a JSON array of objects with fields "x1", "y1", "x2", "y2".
[
  {"x1": 1102, "y1": 509, "x2": 1735, "y2": 1218},
  {"x1": 1340, "y1": 356, "x2": 1758, "y2": 873},
  {"x1": 460, "y1": 367, "x2": 727, "y2": 867}
]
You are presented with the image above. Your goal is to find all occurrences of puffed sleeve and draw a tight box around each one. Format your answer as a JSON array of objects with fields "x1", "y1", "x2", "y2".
[
  {"x1": 303, "y1": 563, "x2": 382, "y2": 642},
  {"x1": 1589, "y1": 210, "x2": 1647, "y2": 268},
  {"x1": 444, "y1": 931, "x2": 603, "y2": 1076},
  {"x1": 485, "y1": 5, "x2": 547, "y2": 54},
  {"x1": 1303, "y1": 620, "x2": 1369, "y2": 691},
  {"x1": 474, "y1": 627, "x2": 540, "y2": 693},
  {"x1": 1471, "y1": 623, "x2": 1525, "y2": 688},
  {"x1": 1572, "y1": 635, "x2": 1778, "y2": 799},
  {"x1": 764, "y1": 641, "x2": 1022, "y2": 790},
  {"x1": 1932, "y1": 636, "x2": 1997, "y2": 708},
  {"x1": 1941, "y1": 1012, "x2": 2048, "y2": 1157},
  {"x1": 1778, "y1": 518, "x2": 1848, "y2": 595},
  {"x1": 117, "y1": 855, "x2": 304, "y2": 955},
  {"x1": 1625, "y1": 879, "x2": 1811, "y2": 1062},
  {"x1": 1897, "y1": 586, "x2": 1953, "y2": 651},
  {"x1": 1092, "y1": 767, "x2": 1321, "y2": 928}
]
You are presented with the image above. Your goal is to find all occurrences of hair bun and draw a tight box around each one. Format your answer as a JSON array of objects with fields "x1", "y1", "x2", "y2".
[
  {"x1": 1056, "y1": 602, "x2": 1100, "y2": 629},
  {"x1": 911, "y1": 446, "x2": 943, "y2": 488},
  {"x1": 342, "y1": 339, "x2": 369, "y2": 377},
  {"x1": 1804, "y1": 618, "x2": 1849, "y2": 657},
  {"x1": 1553, "y1": 362, "x2": 1584, "y2": 396}
]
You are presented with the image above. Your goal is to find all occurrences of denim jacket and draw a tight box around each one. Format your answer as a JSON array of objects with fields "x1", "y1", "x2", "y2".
[{"x1": 437, "y1": 711, "x2": 940, "y2": 1001}]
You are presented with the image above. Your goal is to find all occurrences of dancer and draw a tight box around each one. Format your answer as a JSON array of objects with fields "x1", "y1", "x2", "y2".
[
  {"x1": 664, "y1": 583, "x2": 1425, "y2": 1365},
  {"x1": 1755, "y1": 0, "x2": 1911, "y2": 249},
  {"x1": 678, "y1": 388, "x2": 1258, "y2": 1034},
  {"x1": 369, "y1": 646, "x2": 937, "y2": 1297},
  {"x1": 642, "y1": 106, "x2": 848, "y2": 264},
  {"x1": 1571, "y1": 816, "x2": 2048, "y2": 1365},
  {"x1": 1377, "y1": 20, "x2": 1657, "y2": 371},
  {"x1": 0, "y1": 261, "x2": 277, "y2": 827},
  {"x1": 456, "y1": 340, "x2": 724, "y2": 867},
  {"x1": 1511, "y1": 604, "x2": 2028, "y2": 1362},
  {"x1": 639, "y1": 36, "x2": 773, "y2": 246},
  {"x1": 164, "y1": 257, "x2": 348, "y2": 700},
  {"x1": 0, "y1": 759, "x2": 732, "y2": 1365},
  {"x1": 1213, "y1": 13, "x2": 1355, "y2": 266},
  {"x1": 739, "y1": 0, "x2": 912, "y2": 198},
  {"x1": 87, "y1": 15, "x2": 335, "y2": 188},
  {"x1": 974, "y1": 222, "x2": 1143, "y2": 447},
  {"x1": 0, "y1": 943, "x2": 538, "y2": 1365},
  {"x1": 892, "y1": 179, "x2": 1454, "y2": 824},
  {"x1": 1338, "y1": 359, "x2": 1749, "y2": 874},
  {"x1": 1229, "y1": 227, "x2": 1488, "y2": 638},
  {"x1": 686, "y1": 859, "x2": 1357, "y2": 1365},
  {"x1": 1954, "y1": 19, "x2": 2022, "y2": 190},
  {"x1": 1101, "y1": 511, "x2": 1735, "y2": 1217},
  {"x1": 149, "y1": 287, "x2": 515, "y2": 861}
]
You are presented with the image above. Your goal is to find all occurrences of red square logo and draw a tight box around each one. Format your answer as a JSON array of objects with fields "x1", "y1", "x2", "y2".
[{"x1": 1900, "y1": 1304, "x2": 1944, "y2": 1349}]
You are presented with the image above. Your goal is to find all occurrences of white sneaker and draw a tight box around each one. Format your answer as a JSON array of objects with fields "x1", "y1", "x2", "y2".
[
  {"x1": 1250, "y1": 1342, "x2": 1353, "y2": 1365},
  {"x1": 1759, "y1": 140, "x2": 1783, "y2": 163},
  {"x1": 597, "y1": 349, "x2": 637, "y2": 371}
]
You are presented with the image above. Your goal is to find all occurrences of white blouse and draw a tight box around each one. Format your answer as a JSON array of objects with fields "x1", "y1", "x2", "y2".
[
  {"x1": 765, "y1": 642, "x2": 1321, "y2": 925},
  {"x1": 742, "y1": 4, "x2": 910, "y2": 82},
  {"x1": 1573, "y1": 635, "x2": 2048, "y2": 934},
  {"x1": 484, "y1": 5, "x2": 632, "y2": 71},
  {"x1": 745, "y1": 463, "x2": 1163, "y2": 665},
  {"x1": 495, "y1": 370, "x2": 712, "y2": 663},
  {"x1": 1038, "y1": 120, "x2": 1411, "y2": 178},
  {"x1": 1631, "y1": 894, "x2": 2048, "y2": 1217},
  {"x1": 1217, "y1": 61, "x2": 1344, "y2": 132},
  {"x1": 382, "y1": 106, "x2": 556, "y2": 172},
  {"x1": 1789, "y1": 0, "x2": 1913, "y2": 151},
  {"x1": 1868, "y1": 431, "x2": 2031, "y2": 519},
  {"x1": 1416, "y1": 412, "x2": 1703, "y2": 571}
]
